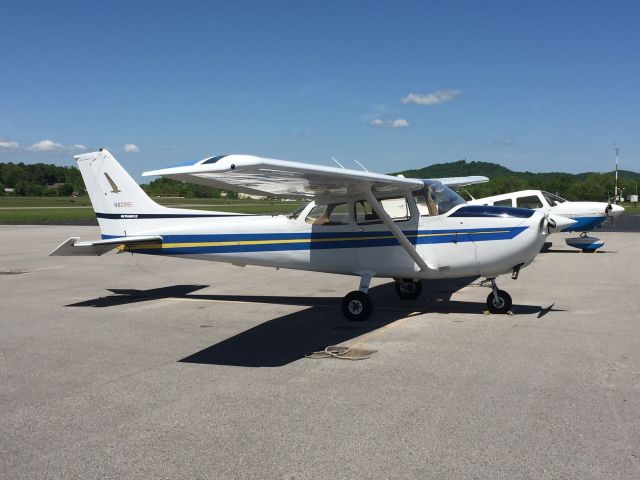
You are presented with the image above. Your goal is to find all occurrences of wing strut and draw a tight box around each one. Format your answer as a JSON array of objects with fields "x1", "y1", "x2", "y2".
[{"x1": 364, "y1": 189, "x2": 434, "y2": 271}]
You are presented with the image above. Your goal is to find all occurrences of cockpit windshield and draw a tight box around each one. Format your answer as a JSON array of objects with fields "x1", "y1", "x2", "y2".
[
  {"x1": 413, "y1": 180, "x2": 466, "y2": 216},
  {"x1": 542, "y1": 191, "x2": 567, "y2": 206}
]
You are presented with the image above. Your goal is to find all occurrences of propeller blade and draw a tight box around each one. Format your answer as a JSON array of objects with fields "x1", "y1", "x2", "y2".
[{"x1": 547, "y1": 216, "x2": 556, "y2": 234}]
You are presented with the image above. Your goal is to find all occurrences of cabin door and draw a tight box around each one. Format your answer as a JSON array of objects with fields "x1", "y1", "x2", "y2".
[{"x1": 353, "y1": 196, "x2": 420, "y2": 276}]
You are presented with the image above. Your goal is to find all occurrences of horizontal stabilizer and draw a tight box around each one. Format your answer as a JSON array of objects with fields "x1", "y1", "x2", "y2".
[{"x1": 50, "y1": 235, "x2": 163, "y2": 256}]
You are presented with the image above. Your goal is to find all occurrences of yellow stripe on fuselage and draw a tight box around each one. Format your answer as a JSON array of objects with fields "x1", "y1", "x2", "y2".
[{"x1": 119, "y1": 229, "x2": 512, "y2": 251}]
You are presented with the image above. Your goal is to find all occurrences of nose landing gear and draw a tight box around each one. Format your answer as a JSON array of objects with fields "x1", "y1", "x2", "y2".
[{"x1": 486, "y1": 278, "x2": 512, "y2": 314}]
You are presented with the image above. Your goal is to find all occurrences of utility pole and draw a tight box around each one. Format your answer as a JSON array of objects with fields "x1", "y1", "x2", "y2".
[{"x1": 614, "y1": 144, "x2": 620, "y2": 204}]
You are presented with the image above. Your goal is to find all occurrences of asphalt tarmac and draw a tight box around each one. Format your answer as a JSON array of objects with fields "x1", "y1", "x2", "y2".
[{"x1": 1, "y1": 225, "x2": 639, "y2": 479}]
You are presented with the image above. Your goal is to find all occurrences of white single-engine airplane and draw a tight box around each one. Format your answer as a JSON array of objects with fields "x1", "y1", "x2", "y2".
[
  {"x1": 467, "y1": 190, "x2": 624, "y2": 251},
  {"x1": 51, "y1": 150, "x2": 575, "y2": 320}
]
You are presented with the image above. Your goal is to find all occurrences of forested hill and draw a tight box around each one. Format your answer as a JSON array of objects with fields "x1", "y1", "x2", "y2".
[
  {"x1": 1, "y1": 159, "x2": 638, "y2": 202},
  {"x1": 394, "y1": 160, "x2": 639, "y2": 202},
  {"x1": 394, "y1": 160, "x2": 513, "y2": 179}
]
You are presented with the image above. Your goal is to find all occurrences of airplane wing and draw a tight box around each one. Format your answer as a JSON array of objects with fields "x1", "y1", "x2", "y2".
[
  {"x1": 50, "y1": 235, "x2": 163, "y2": 256},
  {"x1": 434, "y1": 176, "x2": 489, "y2": 188},
  {"x1": 143, "y1": 155, "x2": 424, "y2": 198}
]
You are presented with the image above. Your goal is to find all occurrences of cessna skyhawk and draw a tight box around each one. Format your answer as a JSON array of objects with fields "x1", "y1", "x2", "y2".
[{"x1": 51, "y1": 150, "x2": 574, "y2": 320}]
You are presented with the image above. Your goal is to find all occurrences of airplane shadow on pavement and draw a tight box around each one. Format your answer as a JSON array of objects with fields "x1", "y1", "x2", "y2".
[{"x1": 67, "y1": 277, "x2": 562, "y2": 367}]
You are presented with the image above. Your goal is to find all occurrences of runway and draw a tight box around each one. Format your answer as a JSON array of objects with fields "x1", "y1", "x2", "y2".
[{"x1": 1, "y1": 225, "x2": 639, "y2": 479}]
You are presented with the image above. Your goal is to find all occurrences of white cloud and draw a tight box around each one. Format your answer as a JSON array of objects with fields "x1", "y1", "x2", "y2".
[
  {"x1": 401, "y1": 89, "x2": 462, "y2": 106},
  {"x1": 2, "y1": 139, "x2": 87, "y2": 154},
  {"x1": 28, "y1": 139, "x2": 66, "y2": 152},
  {"x1": 124, "y1": 143, "x2": 140, "y2": 153},
  {"x1": 368, "y1": 118, "x2": 410, "y2": 128},
  {"x1": 0, "y1": 140, "x2": 19, "y2": 150},
  {"x1": 390, "y1": 118, "x2": 410, "y2": 128}
]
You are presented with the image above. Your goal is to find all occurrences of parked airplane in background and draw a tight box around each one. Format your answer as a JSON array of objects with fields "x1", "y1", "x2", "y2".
[
  {"x1": 467, "y1": 190, "x2": 624, "y2": 251},
  {"x1": 51, "y1": 150, "x2": 574, "y2": 320}
]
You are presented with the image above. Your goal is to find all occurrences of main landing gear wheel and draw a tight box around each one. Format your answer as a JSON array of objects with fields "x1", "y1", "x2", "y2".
[
  {"x1": 342, "y1": 291, "x2": 373, "y2": 321},
  {"x1": 486, "y1": 289, "x2": 512, "y2": 314},
  {"x1": 394, "y1": 279, "x2": 423, "y2": 299}
]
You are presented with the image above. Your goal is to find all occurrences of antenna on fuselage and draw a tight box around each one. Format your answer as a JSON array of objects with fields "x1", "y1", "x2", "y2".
[
  {"x1": 331, "y1": 156, "x2": 345, "y2": 169},
  {"x1": 354, "y1": 159, "x2": 369, "y2": 172}
]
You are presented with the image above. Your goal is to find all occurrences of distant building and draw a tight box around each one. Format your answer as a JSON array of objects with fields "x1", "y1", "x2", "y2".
[
  {"x1": 47, "y1": 183, "x2": 66, "y2": 190},
  {"x1": 4, "y1": 187, "x2": 14, "y2": 193},
  {"x1": 238, "y1": 193, "x2": 266, "y2": 200}
]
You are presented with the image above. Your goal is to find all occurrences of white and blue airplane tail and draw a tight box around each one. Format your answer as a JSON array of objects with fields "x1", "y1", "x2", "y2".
[
  {"x1": 75, "y1": 149, "x2": 169, "y2": 237},
  {"x1": 51, "y1": 149, "x2": 242, "y2": 255}
]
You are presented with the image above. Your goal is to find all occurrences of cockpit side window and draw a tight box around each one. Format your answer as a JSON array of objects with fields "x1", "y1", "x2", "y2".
[
  {"x1": 413, "y1": 180, "x2": 465, "y2": 216},
  {"x1": 494, "y1": 198, "x2": 513, "y2": 207},
  {"x1": 305, "y1": 202, "x2": 350, "y2": 225},
  {"x1": 516, "y1": 195, "x2": 543, "y2": 209},
  {"x1": 413, "y1": 190, "x2": 438, "y2": 216}
]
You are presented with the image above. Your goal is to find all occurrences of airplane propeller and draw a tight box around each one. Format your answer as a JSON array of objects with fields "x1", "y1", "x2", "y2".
[
  {"x1": 605, "y1": 203, "x2": 613, "y2": 217},
  {"x1": 542, "y1": 213, "x2": 576, "y2": 234},
  {"x1": 544, "y1": 214, "x2": 557, "y2": 234}
]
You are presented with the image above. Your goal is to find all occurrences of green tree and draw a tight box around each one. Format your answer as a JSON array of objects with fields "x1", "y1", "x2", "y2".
[
  {"x1": 1, "y1": 163, "x2": 26, "y2": 188},
  {"x1": 57, "y1": 183, "x2": 74, "y2": 196}
]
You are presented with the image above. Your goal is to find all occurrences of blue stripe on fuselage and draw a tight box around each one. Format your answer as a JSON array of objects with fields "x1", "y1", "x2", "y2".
[{"x1": 115, "y1": 226, "x2": 527, "y2": 255}]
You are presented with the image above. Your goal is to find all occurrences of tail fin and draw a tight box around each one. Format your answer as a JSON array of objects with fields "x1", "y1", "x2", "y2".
[{"x1": 76, "y1": 149, "x2": 166, "y2": 237}]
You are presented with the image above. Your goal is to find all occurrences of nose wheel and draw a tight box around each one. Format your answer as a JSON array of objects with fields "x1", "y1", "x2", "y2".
[{"x1": 486, "y1": 278, "x2": 512, "y2": 314}]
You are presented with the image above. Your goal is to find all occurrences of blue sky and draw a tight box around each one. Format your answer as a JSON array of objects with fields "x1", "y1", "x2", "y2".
[{"x1": 1, "y1": 0, "x2": 639, "y2": 180}]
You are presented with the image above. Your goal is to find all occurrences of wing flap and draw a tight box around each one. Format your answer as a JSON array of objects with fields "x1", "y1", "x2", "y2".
[{"x1": 50, "y1": 236, "x2": 163, "y2": 256}]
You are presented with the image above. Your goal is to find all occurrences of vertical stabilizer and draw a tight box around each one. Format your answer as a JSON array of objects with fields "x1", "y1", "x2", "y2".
[{"x1": 75, "y1": 149, "x2": 166, "y2": 237}]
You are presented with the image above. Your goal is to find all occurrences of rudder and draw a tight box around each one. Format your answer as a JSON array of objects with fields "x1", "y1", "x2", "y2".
[{"x1": 75, "y1": 149, "x2": 166, "y2": 237}]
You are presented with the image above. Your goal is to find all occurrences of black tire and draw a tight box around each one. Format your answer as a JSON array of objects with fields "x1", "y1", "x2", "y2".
[
  {"x1": 394, "y1": 279, "x2": 423, "y2": 299},
  {"x1": 341, "y1": 291, "x2": 373, "y2": 321},
  {"x1": 486, "y1": 289, "x2": 512, "y2": 314}
]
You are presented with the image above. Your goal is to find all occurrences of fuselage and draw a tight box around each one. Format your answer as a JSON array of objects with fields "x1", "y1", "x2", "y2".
[{"x1": 111, "y1": 197, "x2": 553, "y2": 280}]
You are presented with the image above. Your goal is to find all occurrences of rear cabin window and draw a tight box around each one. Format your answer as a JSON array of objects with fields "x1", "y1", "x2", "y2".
[
  {"x1": 355, "y1": 197, "x2": 411, "y2": 225},
  {"x1": 494, "y1": 198, "x2": 513, "y2": 207},
  {"x1": 516, "y1": 195, "x2": 543, "y2": 209},
  {"x1": 305, "y1": 203, "x2": 350, "y2": 225}
]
